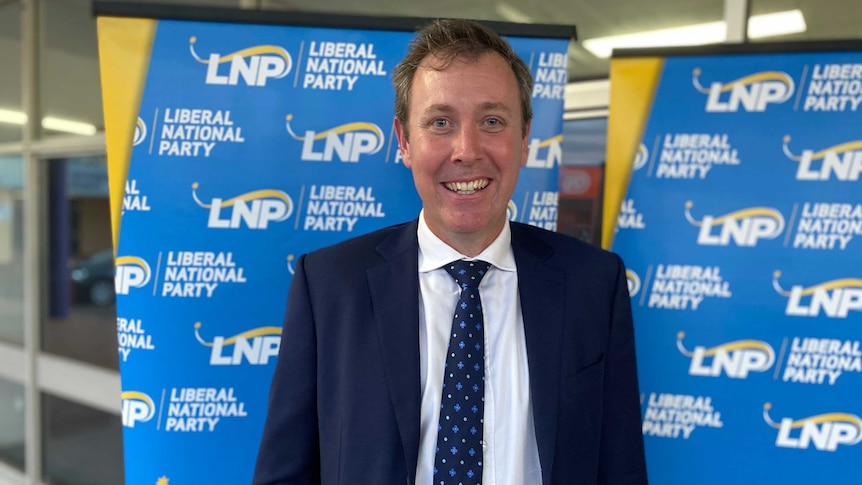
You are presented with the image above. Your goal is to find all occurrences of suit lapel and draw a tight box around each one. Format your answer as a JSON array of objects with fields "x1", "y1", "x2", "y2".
[
  {"x1": 512, "y1": 224, "x2": 565, "y2": 485},
  {"x1": 367, "y1": 221, "x2": 421, "y2": 484}
]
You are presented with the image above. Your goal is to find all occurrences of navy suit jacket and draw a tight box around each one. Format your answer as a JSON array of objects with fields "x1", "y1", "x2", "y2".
[{"x1": 253, "y1": 220, "x2": 647, "y2": 485}]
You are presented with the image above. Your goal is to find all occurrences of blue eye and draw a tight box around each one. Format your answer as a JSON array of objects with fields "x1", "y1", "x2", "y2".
[{"x1": 433, "y1": 119, "x2": 448, "y2": 127}]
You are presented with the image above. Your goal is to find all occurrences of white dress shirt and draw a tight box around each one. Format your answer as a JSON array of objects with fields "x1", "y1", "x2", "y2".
[{"x1": 414, "y1": 211, "x2": 542, "y2": 485}]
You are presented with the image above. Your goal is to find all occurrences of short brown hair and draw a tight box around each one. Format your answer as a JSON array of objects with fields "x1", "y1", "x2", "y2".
[{"x1": 392, "y1": 19, "x2": 533, "y2": 138}]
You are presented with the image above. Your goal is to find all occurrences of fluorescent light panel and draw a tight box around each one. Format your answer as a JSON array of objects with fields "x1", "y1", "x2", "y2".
[
  {"x1": 42, "y1": 116, "x2": 98, "y2": 136},
  {"x1": 0, "y1": 108, "x2": 97, "y2": 136},
  {"x1": 0, "y1": 109, "x2": 27, "y2": 125},
  {"x1": 583, "y1": 9, "x2": 807, "y2": 58},
  {"x1": 748, "y1": 10, "x2": 806, "y2": 39}
]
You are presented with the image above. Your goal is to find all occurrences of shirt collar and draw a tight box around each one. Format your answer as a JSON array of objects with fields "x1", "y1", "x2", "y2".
[{"x1": 417, "y1": 209, "x2": 516, "y2": 273}]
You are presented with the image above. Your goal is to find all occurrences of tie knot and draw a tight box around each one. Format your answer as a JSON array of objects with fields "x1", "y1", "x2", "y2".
[{"x1": 444, "y1": 260, "x2": 491, "y2": 289}]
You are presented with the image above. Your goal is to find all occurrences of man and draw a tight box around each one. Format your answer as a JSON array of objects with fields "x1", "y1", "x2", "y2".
[{"x1": 254, "y1": 19, "x2": 647, "y2": 485}]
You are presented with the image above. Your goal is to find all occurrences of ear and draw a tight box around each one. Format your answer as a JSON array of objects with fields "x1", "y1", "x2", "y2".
[
  {"x1": 393, "y1": 117, "x2": 411, "y2": 168},
  {"x1": 520, "y1": 122, "x2": 531, "y2": 167}
]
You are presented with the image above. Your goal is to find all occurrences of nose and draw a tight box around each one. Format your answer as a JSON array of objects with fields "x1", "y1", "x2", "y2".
[{"x1": 451, "y1": 125, "x2": 481, "y2": 163}]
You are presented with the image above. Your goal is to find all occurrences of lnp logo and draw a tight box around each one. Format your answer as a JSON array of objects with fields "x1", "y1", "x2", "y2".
[
  {"x1": 286, "y1": 114, "x2": 384, "y2": 162},
  {"x1": 192, "y1": 182, "x2": 293, "y2": 229},
  {"x1": 782, "y1": 135, "x2": 862, "y2": 181},
  {"x1": 764, "y1": 403, "x2": 862, "y2": 451},
  {"x1": 507, "y1": 200, "x2": 518, "y2": 221},
  {"x1": 526, "y1": 134, "x2": 562, "y2": 168},
  {"x1": 115, "y1": 256, "x2": 151, "y2": 295},
  {"x1": 626, "y1": 269, "x2": 641, "y2": 297},
  {"x1": 773, "y1": 271, "x2": 862, "y2": 318},
  {"x1": 133, "y1": 117, "x2": 147, "y2": 146},
  {"x1": 194, "y1": 322, "x2": 281, "y2": 365},
  {"x1": 677, "y1": 332, "x2": 774, "y2": 379},
  {"x1": 633, "y1": 143, "x2": 649, "y2": 171},
  {"x1": 686, "y1": 201, "x2": 785, "y2": 247},
  {"x1": 189, "y1": 37, "x2": 292, "y2": 86},
  {"x1": 693, "y1": 68, "x2": 794, "y2": 112},
  {"x1": 121, "y1": 390, "x2": 155, "y2": 428}
]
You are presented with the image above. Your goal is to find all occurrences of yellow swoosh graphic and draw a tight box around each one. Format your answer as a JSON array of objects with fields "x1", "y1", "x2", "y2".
[
  {"x1": 535, "y1": 135, "x2": 563, "y2": 148},
  {"x1": 677, "y1": 333, "x2": 772, "y2": 360},
  {"x1": 191, "y1": 40, "x2": 290, "y2": 65},
  {"x1": 121, "y1": 390, "x2": 154, "y2": 410},
  {"x1": 116, "y1": 256, "x2": 150, "y2": 271},
  {"x1": 287, "y1": 121, "x2": 383, "y2": 142},
  {"x1": 705, "y1": 207, "x2": 782, "y2": 225},
  {"x1": 696, "y1": 340, "x2": 773, "y2": 356},
  {"x1": 193, "y1": 187, "x2": 292, "y2": 209},
  {"x1": 782, "y1": 413, "x2": 862, "y2": 430},
  {"x1": 712, "y1": 72, "x2": 793, "y2": 93},
  {"x1": 195, "y1": 323, "x2": 283, "y2": 347},
  {"x1": 787, "y1": 140, "x2": 862, "y2": 161},
  {"x1": 687, "y1": 203, "x2": 783, "y2": 227},
  {"x1": 786, "y1": 278, "x2": 862, "y2": 296}
]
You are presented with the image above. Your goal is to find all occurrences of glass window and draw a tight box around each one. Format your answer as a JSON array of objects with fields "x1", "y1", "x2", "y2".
[
  {"x1": 0, "y1": 1, "x2": 22, "y2": 143},
  {"x1": 43, "y1": 0, "x2": 101, "y2": 139},
  {"x1": 0, "y1": 377, "x2": 25, "y2": 472},
  {"x1": 42, "y1": 156, "x2": 117, "y2": 370},
  {"x1": 41, "y1": 392, "x2": 123, "y2": 485},
  {"x1": 558, "y1": 117, "x2": 607, "y2": 246},
  {"x1": 0, "y1": 155, "x2": 25, "y2": 346},
  {"x1": 561, "y1": 117, "x2": 607, "y2": 167}
]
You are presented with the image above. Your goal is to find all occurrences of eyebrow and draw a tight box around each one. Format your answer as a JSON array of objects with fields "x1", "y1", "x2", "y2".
[
  {"x1": 477, "y1": 102, "x2": 512, "y2": 113},
  {"x1": 423, "y1": 104, "x2": 454, "y2": 115},
  {"x1": 422, "y1": 102, "x2": 513, "y2": 116}
]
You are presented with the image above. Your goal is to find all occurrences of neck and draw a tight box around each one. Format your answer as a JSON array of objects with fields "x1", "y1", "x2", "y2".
[
  {"x1": 446, "y1": 238, "x2": 492, "y2": 258},
  {"x1": 436, "y1": 224, "x2": 505, "y2": 258}
]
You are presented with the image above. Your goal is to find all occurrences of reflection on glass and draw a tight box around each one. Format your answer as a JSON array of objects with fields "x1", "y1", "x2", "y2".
[
  {"x1": 558, "y1": 117, "x2": 607, "y2": 246},
  {"x1": 0, "y1": 377, "x2": 25, "y2": 471},
  {"x1": 43, "y1": 156, "x2": 118, "y2": 369},
  {"x1": 0, "y1": 1, "x2": 23, "y2": 143},
  {"x1": 43, "y1": 0, "x2": 102, "y2": 139},
  {"x1": 0, "y1": 156, "x2": 25, "y2": 346},
  {"x1": 42, "y1": 393, "x2": 123, "y2": 485}
]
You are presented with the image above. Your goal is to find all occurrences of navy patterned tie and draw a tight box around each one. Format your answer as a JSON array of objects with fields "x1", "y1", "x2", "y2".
[{"x1": 434, "y1": 260, "x2": 491, "y2": 485}]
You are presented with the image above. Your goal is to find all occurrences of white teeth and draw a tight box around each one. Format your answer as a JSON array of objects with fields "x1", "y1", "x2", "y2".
[{"x1": 445, "y1": 179, "x2": 489, "y2": 194}]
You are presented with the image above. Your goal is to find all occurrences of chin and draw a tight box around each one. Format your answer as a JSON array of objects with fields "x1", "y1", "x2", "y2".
[{"x1": 442, "y1": 213, "x2": 497, "y2": 235}]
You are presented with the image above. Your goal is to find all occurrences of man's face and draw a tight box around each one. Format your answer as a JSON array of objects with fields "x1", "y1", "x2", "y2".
[{"x1": 395, "y1": 51, "x2": 530, "y2": 254}]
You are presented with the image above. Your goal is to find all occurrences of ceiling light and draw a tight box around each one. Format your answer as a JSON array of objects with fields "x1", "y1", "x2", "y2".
[
  {"x1": 0, "y1": 109, "x2": 27, "y2": 125},
  {"x1": 582, "y1": 9, "x2": 807, "y2": 58},
  {"x1": 0, "y1": 108, "x2": 98, "y2": 136},
  {"x1": 748, "y1": 9, "x2": 806, "y2": 39},
  {"x1": 42, "y1": 116, "x2": 98, "y2": 136}
]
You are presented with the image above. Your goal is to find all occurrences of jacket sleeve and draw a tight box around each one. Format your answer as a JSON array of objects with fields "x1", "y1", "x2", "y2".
[
  {"x1": 252, "y1": 254, "x2": 321, "y2": 485},
  {"x1": 598, "y1": 254, "x2": 648, "y2": 484}
]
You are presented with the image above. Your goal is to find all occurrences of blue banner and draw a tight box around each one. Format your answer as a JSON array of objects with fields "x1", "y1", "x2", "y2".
[
  {"x1": 613, "y1": 49, "x2": 862, "y2": 483},
  {"x1": 109, "y1": 17, "x2": 568, "y2": 484}
]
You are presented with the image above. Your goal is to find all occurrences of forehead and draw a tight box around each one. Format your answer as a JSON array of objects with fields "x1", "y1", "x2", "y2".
[{"x1": 409, "y1": 51, "x2": 520, "y2": 111}]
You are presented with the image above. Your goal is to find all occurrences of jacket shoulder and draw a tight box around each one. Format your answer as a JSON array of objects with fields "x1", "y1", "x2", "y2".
[
  {"x1": 301, "y1": 220, "x2": 415, "y2": 271},
  {"x1": 510, "y1": 222, "x2": 622, "y2": 269}
]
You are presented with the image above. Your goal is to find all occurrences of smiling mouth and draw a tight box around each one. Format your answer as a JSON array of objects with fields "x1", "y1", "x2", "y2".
[{"x1": 444, "y1": 179, "x2": 489, "y2": 195}]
